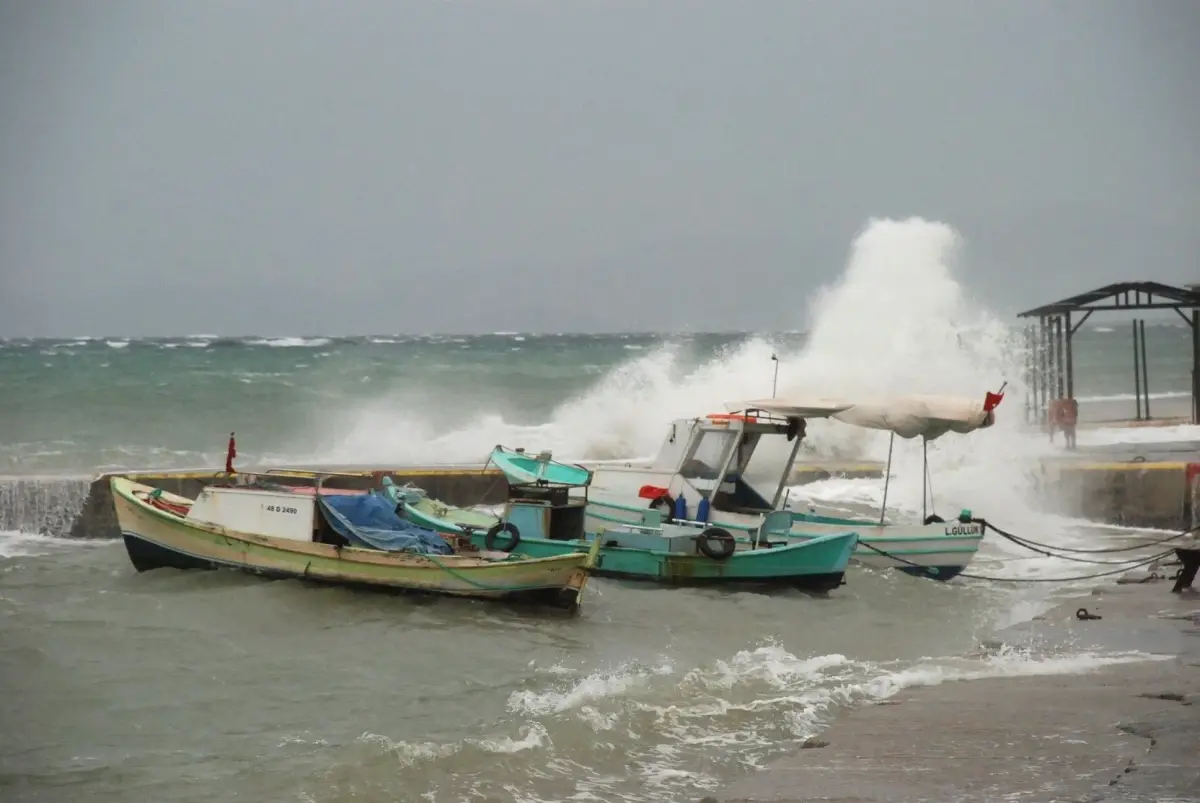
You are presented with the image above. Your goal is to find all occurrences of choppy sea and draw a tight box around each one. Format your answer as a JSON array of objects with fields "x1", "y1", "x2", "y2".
[{"x1": 2, "y1": 220, "x2": 1194, "y2": 802}]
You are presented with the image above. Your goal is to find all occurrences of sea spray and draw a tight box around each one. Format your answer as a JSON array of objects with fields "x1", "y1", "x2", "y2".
[{"x1": 322, "y1": 216, "x2": 1052, "y2": 526}]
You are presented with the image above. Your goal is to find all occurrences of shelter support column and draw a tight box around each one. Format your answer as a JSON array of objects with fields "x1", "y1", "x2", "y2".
[
  {"x1": 1133, "y1": 319, "x2": 1143, "y2": 420},
  {"x1": 1194, "y1": 310, "x2": 1199, "y2": 425},
  {"x1": 1064, "y1": 311, "x2": 1074, "y2": 399}
]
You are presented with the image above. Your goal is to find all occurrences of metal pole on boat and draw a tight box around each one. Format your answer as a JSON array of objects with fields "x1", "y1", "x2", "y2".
[
  {"x1": 921, "y1": 437, "x2": 928, "y2": 522},
  {"x1": 770, "y1": 353, "x2": 780, "y2": 398},
  {"x1": 878, "y1": 432, "x2": 895, "y2": 526}
]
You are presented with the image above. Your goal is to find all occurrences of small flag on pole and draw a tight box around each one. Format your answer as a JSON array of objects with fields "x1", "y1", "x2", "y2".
[
  {"x1": 225, "y1": 432, "x2": 237, "y2": 474},
  {"x1": 983, "y1": 381, "x2": 1007, "y2": 413}
]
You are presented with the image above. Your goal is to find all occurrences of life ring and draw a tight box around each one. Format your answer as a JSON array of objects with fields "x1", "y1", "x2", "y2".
[
  {"x1": 484, "y1": 521, "x2": 521, "y2": 552},
  {"x1": 923, "y1": 513, "x2": 946, "y2": 525},
  {"x1": 648, "y1": 494, "x2": 675, "y2": 521},
  {"x1": 696, "y1": 527, "x2": 736, "y2": 560}
]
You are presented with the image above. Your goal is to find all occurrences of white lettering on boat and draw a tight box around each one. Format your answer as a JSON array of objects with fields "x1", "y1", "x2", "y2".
[
  {"x1": 943, "y1": 524, "x2": 981, "y2": 536},
  {"x1": 265, "y1": 505, "x2": 299, "y2": 515}
]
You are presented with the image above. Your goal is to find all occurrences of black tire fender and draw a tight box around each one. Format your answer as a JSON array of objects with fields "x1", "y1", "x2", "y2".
[
  {"x1": 696, "y1": 527, "x2": 736, "y2": 561},
  {"x1": 484, "y1": 521, "x2": 521, "y2": 552},
  {"x1": 648, "y1": 494, "x2": 675, "y2": 522}
]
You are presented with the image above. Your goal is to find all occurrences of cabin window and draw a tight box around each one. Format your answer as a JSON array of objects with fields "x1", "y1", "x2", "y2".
[{"x1": 680, "y1": 431, "x2": 736, "y2": 480}]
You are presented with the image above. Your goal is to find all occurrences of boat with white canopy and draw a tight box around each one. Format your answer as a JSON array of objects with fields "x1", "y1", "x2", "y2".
[{"x1": 583, "y1": 390, "x2": 1003, "y2": 580}]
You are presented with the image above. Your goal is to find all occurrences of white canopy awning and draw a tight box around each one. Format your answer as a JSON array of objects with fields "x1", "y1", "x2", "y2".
[
  {"x1": 724, "y1": 393, "x2": 995, "y2": 440},
  {"x1": 724, "y1": 398, "x2": 856, "y2": 419},
  {"x1": 830, "y1": 394, "x2": 994, "y2": 440}
]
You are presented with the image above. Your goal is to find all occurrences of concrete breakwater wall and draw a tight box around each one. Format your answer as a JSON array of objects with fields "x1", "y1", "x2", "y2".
[
  {"x1": 788, "y1": 457, "x2": 1200, "y2": 531},
  {"x1": 0, "y1": 476, "x2": 95, "y2": 537},
  {"x1": 5, "y1": 456, "x2": 1200, "y2": 540},
  {"x1": 1036, "y1": 459, "x2": 1200, "y2": 531},
  {"x1": 3, "y1": 467, "x2": 512, "y2": 540}
]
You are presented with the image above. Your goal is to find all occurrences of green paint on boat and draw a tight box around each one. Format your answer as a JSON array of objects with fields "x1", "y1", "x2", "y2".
[{"x1": 489, "y1": 445, "x2": 592, "y2": 487}]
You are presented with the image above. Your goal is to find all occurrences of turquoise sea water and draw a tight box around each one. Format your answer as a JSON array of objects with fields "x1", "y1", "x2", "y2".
[{"x1": 0, "y1": 324, "x2": 1192, "y2": 475}]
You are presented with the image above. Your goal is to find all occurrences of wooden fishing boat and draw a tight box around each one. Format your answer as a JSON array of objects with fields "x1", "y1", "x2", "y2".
[
  {"x1": 379, "y1": 476, "x2": 501, "y2": 537},
  {"x1": 446, "y1": 473, "x2": 858, "y2": 592},
  {"x1": 110, "y1": 475, "x2": 600, "y2": 611},
  {"x1": 582, "y1": 392, "x2": 1003, "y2": 581},
  {"x1": 488, "y1": 445, "x2": 592, "y2": 487}
]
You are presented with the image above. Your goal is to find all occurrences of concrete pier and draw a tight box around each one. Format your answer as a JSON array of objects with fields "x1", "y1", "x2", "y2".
[
  {"x1": 1037, "y1": 439, "x2": 1200, "y2": 530},
  {"x1": 787, "y1": 441, "x2": 1200, "y2": 532}
]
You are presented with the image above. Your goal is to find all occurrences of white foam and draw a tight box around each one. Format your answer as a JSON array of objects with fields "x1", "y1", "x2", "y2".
[
  {"x1": 360, "y1": 639, "x2": 1171, "y2": 803},
  {"x1": 246, "y1": 337, "x2": 332, "y2": 348},
  {"x1": 1076, "y1": 390, "x2": 1190, "y2": 403},
  {"x1": 0, "y1": 530, "x2": 112, "y2": 559},
  {"x1": 320, "y1": 218, "x2": 1035, "y2": 473},
  {"x1": 1076, "y1": 424, "x2": 1200, "y2": 446}
]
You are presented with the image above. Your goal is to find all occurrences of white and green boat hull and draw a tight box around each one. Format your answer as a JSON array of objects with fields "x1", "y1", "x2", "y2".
[{"x1": 586, "y1": 500, "x2": 982, "y2": 581}]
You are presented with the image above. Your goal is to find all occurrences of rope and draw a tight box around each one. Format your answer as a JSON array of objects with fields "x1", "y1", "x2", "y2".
[
  {"x1": 423, "y1": 553, "x2": 576, "y2": 593},
  {"x1": 973, "y1": 522, "x2": 1182, "y2": 566},
  {"x1": 978, "y1": 518, "x2": 1198, "y2": 555},
  {"x1": 856, "y1": 541, "x2": 1174, "y2": 584}
]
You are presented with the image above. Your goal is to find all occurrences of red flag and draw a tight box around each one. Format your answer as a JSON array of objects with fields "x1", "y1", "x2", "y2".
[
  {"x1": 983, "y1": 382, "x2": 1007, "y2": 413},
  {"x1": 225, "y1": 432, "x2": 237, "y2": 473}
]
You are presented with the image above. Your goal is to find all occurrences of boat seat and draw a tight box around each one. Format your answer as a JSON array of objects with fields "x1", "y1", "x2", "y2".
[
  {"x1": 640, "y1": 509, "x2": 665, "y2": 528},
  {"x1": 754, "y1": 510, "x2": 793, "y2": 547}
]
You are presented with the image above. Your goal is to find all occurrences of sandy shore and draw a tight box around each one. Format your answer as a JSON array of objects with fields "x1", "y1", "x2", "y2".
[{"x1": 706, "y1": 576, "x2": 1200, "y2": 803}]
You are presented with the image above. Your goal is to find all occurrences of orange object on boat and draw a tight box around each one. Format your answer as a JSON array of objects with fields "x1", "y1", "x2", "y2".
[
  {"x1": 705, "y1": 412, "x2": 757, "y2": 424},
  {"x1": 638, "y1": 484, "x2": 669, "y2": 500}
]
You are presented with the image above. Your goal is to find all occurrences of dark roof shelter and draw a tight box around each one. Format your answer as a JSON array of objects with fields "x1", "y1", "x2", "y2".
[{"x1": 1016, "y1": 282, "x2": 1200, "y2": 426}]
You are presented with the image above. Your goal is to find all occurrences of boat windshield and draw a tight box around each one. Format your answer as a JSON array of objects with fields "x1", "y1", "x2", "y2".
[{"x1": 680, "y1": 430, "x2": 737, "y2": 480}]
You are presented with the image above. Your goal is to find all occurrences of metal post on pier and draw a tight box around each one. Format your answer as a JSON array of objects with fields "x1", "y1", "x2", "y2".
[
  {"x1": 1139, "y1": 318, "x2": 1150, "y2": 420},
  {"x1": 1133, "y1": 319, "x2": 1143, "y2": 420},
  {"x1": 1039, "y1": 316, "x2": 1050, "y2": 425},
  {"x1": 1023, "y1": 324, "x2": 1036, "y2": 425}
]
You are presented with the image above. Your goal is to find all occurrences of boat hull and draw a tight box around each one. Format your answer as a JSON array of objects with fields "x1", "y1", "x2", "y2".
[
  {"x1": 788, "y1": 513, "x2": 983, "y2": 580},
  {"x1": 587, "y1": 499, "x2": 981, "y2": 582},
  {"x1": 466, "y1": 530, "x2": 858, "y2": 592},
  {"x1": 400, "y1": 497, "x2": 499, "y2": 537},
  {"x1": 111, "y1": 478, "x2": 592, "y2": 610}
]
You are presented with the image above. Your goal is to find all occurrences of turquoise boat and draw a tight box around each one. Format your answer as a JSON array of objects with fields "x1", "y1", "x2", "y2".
[
  {"x1": 589, "y1": 496, "x2": 983, "y2": 582},
  {"x1": 380, "y1": 477, "x2": 501, "y2": 537},
  {"x1": 488, "y1": 445, "x2": 592, "y2": 487},
  {"x1": 459, "y1": 478, "x2": 859, "y2": 592}
]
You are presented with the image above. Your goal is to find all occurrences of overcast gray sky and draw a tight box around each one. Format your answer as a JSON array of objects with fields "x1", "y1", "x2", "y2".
[{"x1": 1, "y1": 0, "x2": 1197, "y2": 337}]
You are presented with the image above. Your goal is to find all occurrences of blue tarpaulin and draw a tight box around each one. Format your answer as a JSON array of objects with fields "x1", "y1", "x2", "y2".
[{"x1": 318, "y1": 492, "x2": 454, "y2": 555}]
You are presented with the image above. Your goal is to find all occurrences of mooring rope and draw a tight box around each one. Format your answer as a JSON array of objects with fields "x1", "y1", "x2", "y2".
[
  {"x1": 976, "y1": 518, "x2": 1198, "y2": 556},
  {"x1": 856, "y1": 541, "x2": 1174, "y2": 584}
]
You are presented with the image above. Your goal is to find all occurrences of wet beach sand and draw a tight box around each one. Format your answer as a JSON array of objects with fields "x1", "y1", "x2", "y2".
[{"x1": 708, "y1": 574, "x2": 1200, "y2": 803}]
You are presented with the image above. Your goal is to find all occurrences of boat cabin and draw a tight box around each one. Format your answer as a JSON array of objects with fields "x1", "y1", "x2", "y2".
[
  {"x1": 501, "y1": 480, "x2": 589, "y2": 542},
  {"x1": 581, "y1": 409, "x2": 810, "y2": 520},
  {"x1": 176, "y1": 483, "x2": 456, "y2": 555},
  {"x1": 656, "y1": 411, "x2": 806, "y2": 514},
  {"x1": 185, "y1": 485, "x2": 332, "y2": 542}
]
